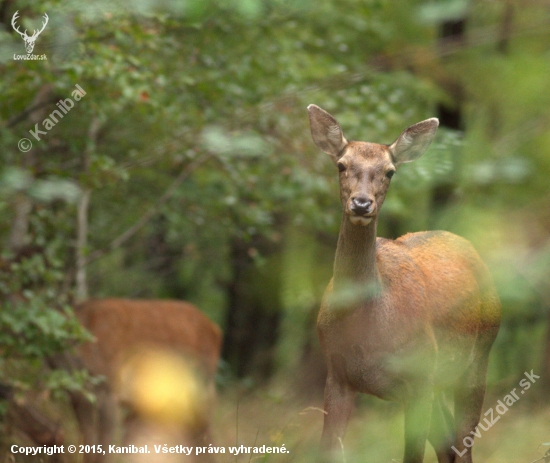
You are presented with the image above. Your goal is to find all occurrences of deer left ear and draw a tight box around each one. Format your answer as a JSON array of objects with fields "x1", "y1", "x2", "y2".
[{"x1": 389, "y1": 118, "x2": 439, "y2": 166}]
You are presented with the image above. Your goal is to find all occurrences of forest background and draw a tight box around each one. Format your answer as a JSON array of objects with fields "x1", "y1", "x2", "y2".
[{"x1": 1, "y1": 0, "x2": 549, "y2": 462}]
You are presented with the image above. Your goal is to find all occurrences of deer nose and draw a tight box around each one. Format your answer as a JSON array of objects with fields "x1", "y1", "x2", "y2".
[{"x1": 351, "y1": 196, "x2": 374, "y2": 215}]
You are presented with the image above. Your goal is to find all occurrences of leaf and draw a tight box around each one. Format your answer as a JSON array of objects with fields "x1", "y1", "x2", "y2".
[
  {"x1": 415, "y1": 0, "x2": 470, "y2": 25},
  {"x1": 28, "y1": 178, "x2": 82, "y2": 203}
]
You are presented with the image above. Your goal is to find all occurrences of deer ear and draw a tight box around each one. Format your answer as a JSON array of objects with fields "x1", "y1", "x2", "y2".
[
  {"x1": 307, "y1": 104, "x2": 348, "y2": 163},
  {"x1": 389, "y1": 118, "x2": 439, "y2": 166}
]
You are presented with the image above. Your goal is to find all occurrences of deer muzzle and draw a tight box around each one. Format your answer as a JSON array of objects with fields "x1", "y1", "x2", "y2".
[{"x1": 348, "y1": 196, "x2": 375, "y2": 226}]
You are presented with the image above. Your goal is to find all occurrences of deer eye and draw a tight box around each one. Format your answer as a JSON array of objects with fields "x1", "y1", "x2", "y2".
[
  {"x1": 337, "y1": 162, "x2": 346, "y2": 173},
  {"x1": 386, "y1": 170, "x2": 396, "y2": 179}
]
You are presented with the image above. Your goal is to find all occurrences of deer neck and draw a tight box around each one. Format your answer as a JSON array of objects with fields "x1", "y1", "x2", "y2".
[{"x1": 333, "y1": 215, "x2": 379, "y2": 292}]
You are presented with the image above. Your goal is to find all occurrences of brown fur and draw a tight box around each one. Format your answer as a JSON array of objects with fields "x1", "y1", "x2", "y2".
[
  {"x1": 68, "y1": 298, "x2": 222, "y2": 463},
  {"x1": 76, "y1": 298, "x2": 221, "y2": 380}
]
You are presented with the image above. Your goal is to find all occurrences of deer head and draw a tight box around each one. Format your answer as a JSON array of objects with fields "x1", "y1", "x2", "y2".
[
  {"x1": 11, "y1": 11, "x2": 49, "y2": 54},
  {"x1": 307, "y1": 104, "x2": 439, "y2": 226}
]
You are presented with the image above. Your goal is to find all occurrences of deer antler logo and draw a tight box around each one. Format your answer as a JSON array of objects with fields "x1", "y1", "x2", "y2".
[{"x1": 11, "y1": 11, "x2": 49, "y2": 54}]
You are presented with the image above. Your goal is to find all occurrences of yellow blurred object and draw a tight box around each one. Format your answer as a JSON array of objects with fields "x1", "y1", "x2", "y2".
[{"x1": 118, "y1": 347, "x2": 207, "y2": 428}]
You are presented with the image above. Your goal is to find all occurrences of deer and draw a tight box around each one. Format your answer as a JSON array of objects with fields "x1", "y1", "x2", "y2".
[
  {"x1": 11, "y1": 11, "x2": 49, "y2": 54},
  {"x1": 50, "y1": 298, "x2": 222, "y2": 463},
  {"x1": 307, "y1": 104, "x2": 501, "y2": 463}
]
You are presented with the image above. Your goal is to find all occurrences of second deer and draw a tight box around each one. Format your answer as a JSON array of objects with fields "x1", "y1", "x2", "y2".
[
  {"x1": 52, "y1": 298, "x2": 221, "y2": 463},
  {"x1": 307, "y1": 105, "x2": 501, "y2": 463}
]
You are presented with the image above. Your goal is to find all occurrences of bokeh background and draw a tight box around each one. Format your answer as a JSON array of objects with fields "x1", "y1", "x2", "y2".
[{"x1": 1, "y1": 0, "x2": 549, "y2": 462}]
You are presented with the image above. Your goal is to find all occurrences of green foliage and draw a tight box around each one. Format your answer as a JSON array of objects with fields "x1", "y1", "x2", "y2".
[
  {"x1": 44, "y1": 368, "x2": 104, "y2": 402},
  {"x1": 0, "y1": 300, "x2": 86, "y2": 359},
  {"x1": 0, "y1": 0, "x2": 549, "y2": 433}
]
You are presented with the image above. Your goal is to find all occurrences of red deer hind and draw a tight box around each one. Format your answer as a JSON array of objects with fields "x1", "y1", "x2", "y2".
[
  {"x1": 307, "y1": 105, "x2": 501, "y2": 463},
  {"x1": 53, "y1": 298, "x2": 221, "y2": 463}
]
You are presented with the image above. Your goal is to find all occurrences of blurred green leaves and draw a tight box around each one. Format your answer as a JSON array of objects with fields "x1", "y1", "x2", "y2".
[
  {"x1": 202, "y1": 126, "x2": 270, "y2": 159},
  {"x1": 0, "y1": 0, "x2": 549, "y2": 401},
  {"x1": 468, "y1": 156, "x2": 532, "y2": 186},
  {"x1": 0, "y1": 301, "x2": 87, "y2": 358},
  {"x1": 0, "y1": 167, "x2": 81, "y2": 203},
  {"x1": 416, "y1": 0, "x2": 470, "y2": 25}
]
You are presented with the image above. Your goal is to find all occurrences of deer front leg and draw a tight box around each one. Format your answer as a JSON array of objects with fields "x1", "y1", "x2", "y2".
[
  {"x1": 321, "y1": 374, "x2": 355, "y2": 456},
  {"x1": 403, "y1": 386, "x2": 434, "y2": 463}
]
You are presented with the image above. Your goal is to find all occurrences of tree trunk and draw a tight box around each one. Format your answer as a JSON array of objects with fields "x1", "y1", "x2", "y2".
[
  {"x1": 75, "y1": 118, "x2": 101, "y2": 302},
  {"x1": 8, "y1": 194, "x2": 32, "y2": 252},
  {"x1": 222, "y1": 235, "x2": 283, "y2": 380},
  {"x1": 75, "y1": 189, "x2": 91, "y2": 302}
]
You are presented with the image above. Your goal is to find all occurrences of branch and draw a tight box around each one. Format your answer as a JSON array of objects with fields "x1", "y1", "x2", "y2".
[
  {"x1": 0, "y1": 382, "x2": 64, "y2": 447},
  {"x1": 85, "y1": 153, "x2": 211, "y2": 265},
  {"x1": 6, "y1": 100, "x2": 58, "y2": 128}
]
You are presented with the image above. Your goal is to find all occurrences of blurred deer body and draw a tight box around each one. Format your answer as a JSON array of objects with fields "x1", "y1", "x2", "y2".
[
  {"x1": 76, "y1": 299, "x2": 220, "y2": 381},
  {"x1": 307, "y1": 105, "x2": 501, "y2": 463},
  {"x1": 68, "y1": 298, "x2": 222, "y2": 463}
]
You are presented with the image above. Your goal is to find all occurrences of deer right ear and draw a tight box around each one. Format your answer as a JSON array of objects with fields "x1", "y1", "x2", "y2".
[{"x1": 307, "y1": 104, "x2": 348, "y2": 163}]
